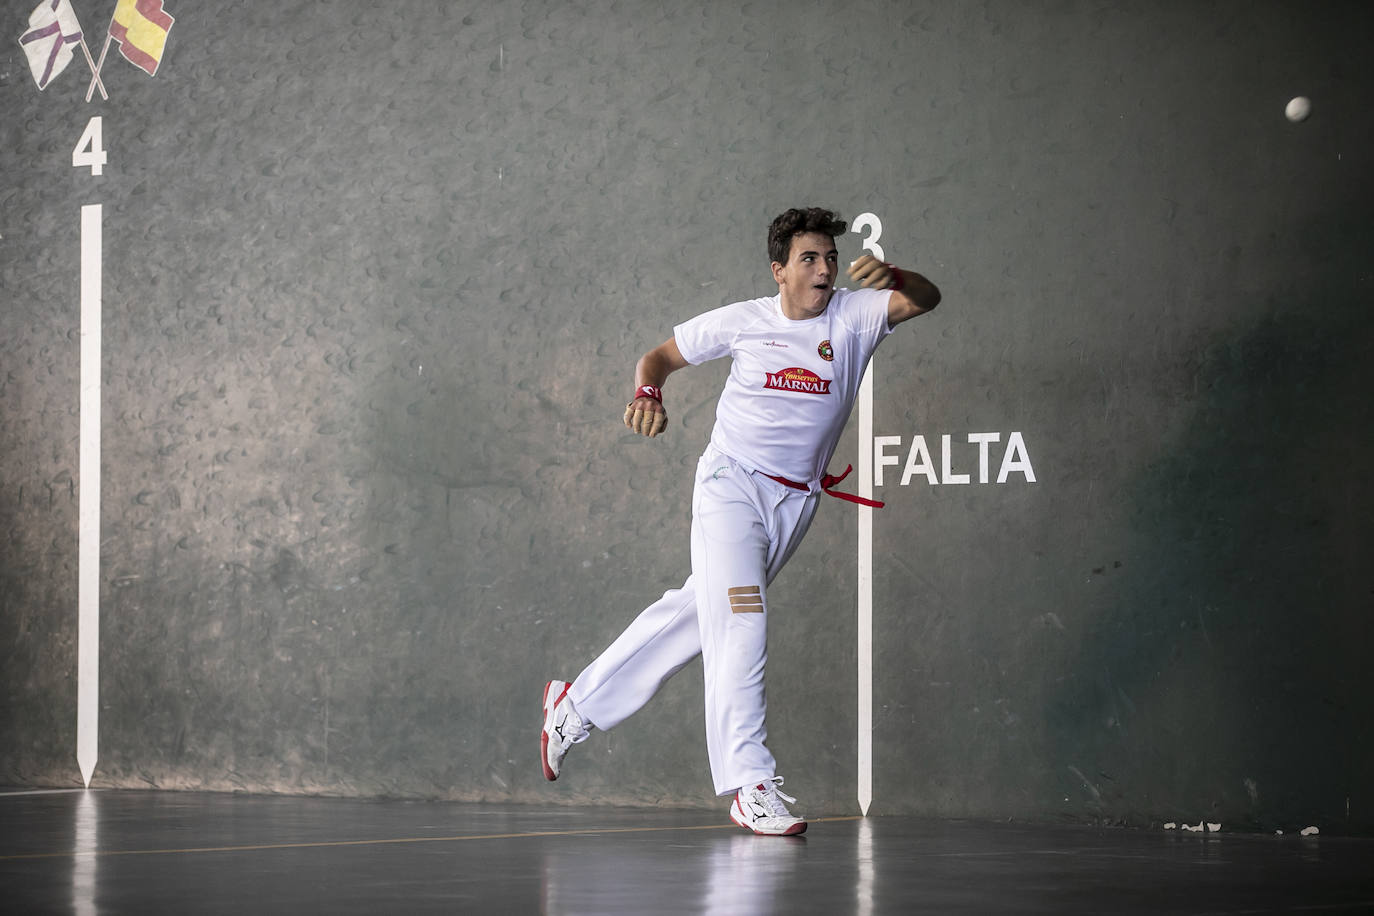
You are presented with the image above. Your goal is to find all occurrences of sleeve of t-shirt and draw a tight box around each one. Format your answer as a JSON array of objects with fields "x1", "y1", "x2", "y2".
[
  {"x1": 672, "y1": 302, "x2": 739, "y2": 366},
  {"x1": 838, "y1": 287, "x2": 896, "y2": 350}
]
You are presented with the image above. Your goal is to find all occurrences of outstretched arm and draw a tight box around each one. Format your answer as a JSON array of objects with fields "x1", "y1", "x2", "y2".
[
  {"x1": 623, "y1": 337, "x2": 690, "y2": 438},
  {"x1": 848, "y1": 255, "x2": 941, "y2": 326}
]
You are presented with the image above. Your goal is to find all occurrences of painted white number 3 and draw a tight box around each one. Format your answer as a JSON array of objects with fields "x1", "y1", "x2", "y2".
[
  {"x1": 72, "y1": 117, "x2": 107, "y2": 177},
  {"x1": 852, "y1": 212, "x2": 883, "y2": 262}
]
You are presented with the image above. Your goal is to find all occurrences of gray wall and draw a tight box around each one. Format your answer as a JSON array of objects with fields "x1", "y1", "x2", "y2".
[{"x1": 2, "y1": 1, "x2": 1370, "y2": 833}]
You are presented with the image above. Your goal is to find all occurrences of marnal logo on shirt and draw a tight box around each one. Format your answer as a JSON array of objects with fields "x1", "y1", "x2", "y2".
[{"x1": 764, "y1": 367, "x2": 832, "y2": 395}]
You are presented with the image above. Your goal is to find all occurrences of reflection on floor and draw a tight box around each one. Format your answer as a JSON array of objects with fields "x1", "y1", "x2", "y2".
[{"x1": 2, "y1": 789, "x2": 1370, "y2": 914}]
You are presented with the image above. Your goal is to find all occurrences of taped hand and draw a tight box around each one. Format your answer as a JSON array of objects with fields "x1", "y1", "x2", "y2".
[
  {"x1": 623, "y1": 397, "x2": 668, "y2": 438},
  {"x1": 847, "y1": 254, "x2": 898, "y2": 290}
]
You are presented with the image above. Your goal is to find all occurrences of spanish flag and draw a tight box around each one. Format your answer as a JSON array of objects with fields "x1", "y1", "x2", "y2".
[{"x1": 108, "y1": 0, "x2": 173, "y2": 76}]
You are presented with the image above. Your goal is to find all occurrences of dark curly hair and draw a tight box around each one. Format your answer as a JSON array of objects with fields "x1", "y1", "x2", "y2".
[{"x1": 767, "y1": 208, "x2": 848, "y2": 265}]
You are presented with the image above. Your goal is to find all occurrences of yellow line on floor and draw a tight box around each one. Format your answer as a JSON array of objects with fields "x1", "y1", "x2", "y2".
[{"x1": 1, "y1": 816, "x2": 864, "y2": 861}]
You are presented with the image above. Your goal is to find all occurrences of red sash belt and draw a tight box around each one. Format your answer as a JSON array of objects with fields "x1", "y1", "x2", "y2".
[{"x1": 764, "y1": 464, "x2": 885, "y2": 509}]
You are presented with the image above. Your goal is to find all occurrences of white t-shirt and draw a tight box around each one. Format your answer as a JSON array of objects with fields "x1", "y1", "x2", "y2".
[{"x1": 674, "y1": 287, "x2": 893, "y2": 486}]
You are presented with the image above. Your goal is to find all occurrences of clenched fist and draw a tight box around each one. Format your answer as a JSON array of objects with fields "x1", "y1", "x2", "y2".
[
  {"x1": 623, "y1": 398, "x2": 668, "y2": 437},
  {"x1": 847, "y1": 254, "x2": 900, "y2": 290}
]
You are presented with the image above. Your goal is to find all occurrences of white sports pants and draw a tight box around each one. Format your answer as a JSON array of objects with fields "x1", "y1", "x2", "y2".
[{"x1": 569, "y1": 445, "x2": 819, "y2": 796}]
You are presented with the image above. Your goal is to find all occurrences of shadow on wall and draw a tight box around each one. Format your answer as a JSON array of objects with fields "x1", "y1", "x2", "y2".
[{"x1": 1046, "y1": 225, "x2": 1374, "y2": 834}]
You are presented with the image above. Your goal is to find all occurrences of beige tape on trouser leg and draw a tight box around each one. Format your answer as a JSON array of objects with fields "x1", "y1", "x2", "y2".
[{"x1": 728, "y1": 584, "x2": 763, "y2": 613}]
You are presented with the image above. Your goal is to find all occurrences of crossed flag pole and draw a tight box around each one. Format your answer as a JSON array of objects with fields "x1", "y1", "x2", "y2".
[
  {"x1": 18, "y1": 0, "x2": 174, "y2": 99},
  {"x1": 85, "y1": 35, "x2": 108, "y2": 101},
  {"x1": 85, "y1": 28, "x2": 110, "y2": 102}
]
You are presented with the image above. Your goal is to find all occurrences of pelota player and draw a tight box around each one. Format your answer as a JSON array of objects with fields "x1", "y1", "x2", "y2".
[{"x1": 542, "y1": 207, "x2": 941, "y2": 835}]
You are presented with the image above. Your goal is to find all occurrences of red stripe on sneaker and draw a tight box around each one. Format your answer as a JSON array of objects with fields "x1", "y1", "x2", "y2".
[{"x1": 541, "y1": 680, "x2": 571, "y2": 782}]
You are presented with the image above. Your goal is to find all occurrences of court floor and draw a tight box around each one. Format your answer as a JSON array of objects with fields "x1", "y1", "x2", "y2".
[{"x1": 2, "y1": 788, "x2": 1370, "y2": 914}]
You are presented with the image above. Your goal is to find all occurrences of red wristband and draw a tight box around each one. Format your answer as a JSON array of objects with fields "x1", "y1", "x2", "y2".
[
  {"x1": 634, "y1": 385, "x2": 662, "y2": 403},
  {"x1": 885, "y1": 264, "x2": 906, "y2": 292}
]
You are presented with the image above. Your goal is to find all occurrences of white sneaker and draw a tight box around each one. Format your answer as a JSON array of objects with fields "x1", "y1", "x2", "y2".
[
  {"x1": 730, "y1": 777, "x2": 807, "y2": 836},
  {"x1": 541, "y1": 680, "x2": 588, "y2": 781}
]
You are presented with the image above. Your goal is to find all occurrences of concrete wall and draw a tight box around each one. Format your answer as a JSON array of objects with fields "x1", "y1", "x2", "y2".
[{"x1": 2, "y1": 0, "x2": 1370, "y2": 833}]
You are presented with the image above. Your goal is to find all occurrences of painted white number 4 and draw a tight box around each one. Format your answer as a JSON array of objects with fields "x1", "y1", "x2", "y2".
[{"x1": 73, "y1": 117, "x2": 107, "y2": 177}]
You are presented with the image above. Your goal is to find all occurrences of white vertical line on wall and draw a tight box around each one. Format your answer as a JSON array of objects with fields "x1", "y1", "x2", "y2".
[
  {"x1": 78, "y1": 204, "x2": 102, "y2": 788},
  {"x1": 857, "y1": 359, "x2": 874, "y2": 816}
]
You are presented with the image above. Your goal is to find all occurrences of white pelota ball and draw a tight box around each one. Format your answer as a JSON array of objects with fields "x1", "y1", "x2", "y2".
[{"x1": 1285, "y1": 96, "x2": 1311, "y2": 122}]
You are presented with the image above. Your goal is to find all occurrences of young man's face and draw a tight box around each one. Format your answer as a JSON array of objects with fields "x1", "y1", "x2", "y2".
[{"x1": 772, "y1": 231, "x2": 839, "y2": 319}]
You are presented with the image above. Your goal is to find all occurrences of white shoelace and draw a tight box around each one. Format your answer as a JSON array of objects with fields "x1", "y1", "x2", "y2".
[
  {"x1": 563, "y1": 710, "x2": 589, "y2": 745},
  {"x1": 760, "y1": 778, "x2": 797, "y2": 816}
]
